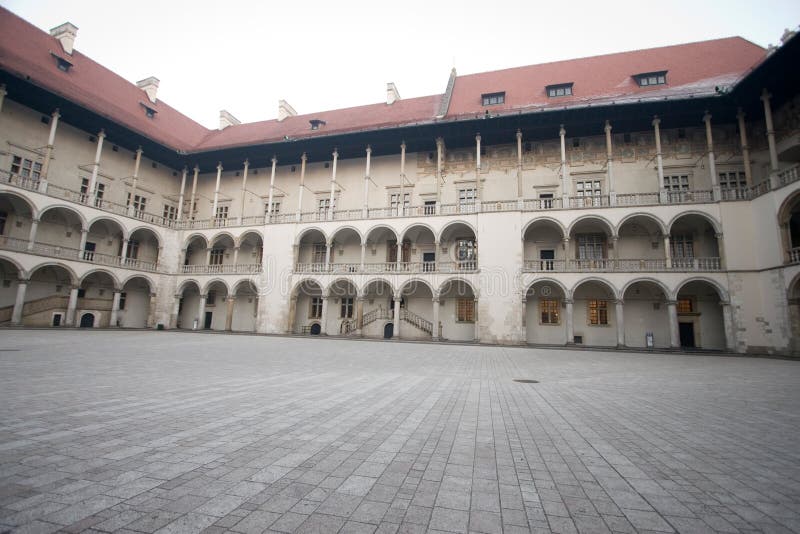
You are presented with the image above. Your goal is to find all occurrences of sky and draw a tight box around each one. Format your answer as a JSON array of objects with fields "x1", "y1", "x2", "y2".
[{"x1": 2, "y1": 0, "x2": 799, "y2": 130}]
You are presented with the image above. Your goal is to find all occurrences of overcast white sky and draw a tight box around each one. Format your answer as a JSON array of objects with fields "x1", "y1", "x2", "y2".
[{"x1": 3, "y1": 0, "x2": 799, "y2": 129}]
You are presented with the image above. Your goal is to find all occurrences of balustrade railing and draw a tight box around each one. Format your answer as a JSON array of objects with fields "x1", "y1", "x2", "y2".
[
  {"x1": 401, "y1": 308, "x2": 433, "y2": 335},
  {"x1": 180, "y1": 263, "x2": 262, "y2": 275},
  {"x1": 615, "y1": 192, "x2": 660, "y2": 206},
  {"x1": 522, "y1": 257, "x2": 720, "y2": 272},
  {"x1": 778, "y1": 164, "x2": 799, "y2": 187},
  {"x1": 788, "y1": 247, "x2": 800, "y2": 264}
]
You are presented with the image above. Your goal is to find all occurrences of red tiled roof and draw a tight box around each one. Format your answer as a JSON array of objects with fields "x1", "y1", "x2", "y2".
[{"x1": 445, "y1": 37, "x2": 766, "y2": 118}]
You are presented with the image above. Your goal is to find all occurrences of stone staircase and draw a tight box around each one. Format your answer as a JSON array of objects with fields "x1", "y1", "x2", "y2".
[
  {"x1": 0, "y1": 295, "x2": 70, "y2": 323},
  {"x1": 401, "y1": 308, "x2": 433, "y2": 335}
]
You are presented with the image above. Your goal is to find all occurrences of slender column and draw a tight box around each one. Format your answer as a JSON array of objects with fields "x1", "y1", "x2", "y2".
[
  {"x1": 722, "y1": 301, "x2": 735, "y2": 352},
  {"x1": 128, "y1": 147, "x2": 143, "y2": 216},
  {"x1": 736, "y1": 109, "x2": 753, "y2": 186},
  {"x1": 109, "y1": 290, "x2": 121, "y2": 327},
  {"x1": 177, "y1": 167, "x2": 187, "y2": 221},
  {"x1": 325, "y1": 242, "x2": 332, "y2": 270},
  {"x1": 180, "y1": 248, "x2": 188, "y2": 268},
  {"x1": 473, "y1": 298, "x2": 480, "y2": 342},
  {"x1": 610, "y1": 236, "x2": 619, "y2": 261},
  {"x1": 393, "y1": 296, "x2": 401, "y2": 339},
  {"x1": 232, "y1": 246, "x2": 240, "y2": 266},
  {"x1": 40, "y1": 109, "x2": 60, "y2": 187},
  {"x1": 147, "y1": 293, "x2": 157, "y2": 328},
  {"x1": 197, "y1": 294, "x2": 207, "y2": 329},
  {"x1": 667, "y1": 300, "x2": 680, "y2": 348},
  {"x1": 360, "y1": 243, "x2": 366, "y2": 271},
  {"x1": 78, "y1": 229, "x2": 88, "y2": 253},
  {"x1": 703, "y1": 112, "x2": 719, "y2": 200},
  {"x1": 615, "y1": 300, "x2": 625, "y2": 347},
  {"x1": 562, "y1": 237, "x2": 571, "y2": 262},
  {"x1": 664, "y1": 235, "x2": 672, "y2": 269},
  {"x1": 356, "y1": 297, "x2": 364, "y2": 334},
  {"x1": 520, "y1": 296, "x2": 527, "y2": 344},
  {"x1": 170, "y1": 294, "x2": 181, "y2": 329},
  {"x1": 363, "y1": 146, "x2": 371, "y2": 217},
  {"x1": 205, "y1": 247, "x2": 212, "y2": 265},
  {"x1": 297, "y1": 153, "x2": 307, "y2": 220},
  {"x1": 320, "y1": 295, "x2": 329, "y2": 335},
  {"x1": 212, "y1": 162, "x2": 223, "y2": 219},
  {"x1": 292, "y1": 244, "x2": 299, "y2": 270},
  {"x1": 240, "y1": 159, "x2": 250, "y2": 224},
  {"x1": 287, "y1": 295, "x2": 298, "y2": 333},
  {"x1": 65, "y1": 286, "x2": 79, "y2": 326},
  {"x1": 266, "y1": 157, "x2": 277, "y2": 222},
  {"x1": 435, "y1": 137, "x2": 444, "y2": 213},
  {"x1": 26, "y1": 218, "x2": 39, "y2": 251},
  {"x1": 328, "y1": 149, "x2": 338, "y2": 220},
  {"x1": 475, "y1": 134, "x2": 482, "y2": 211},
  {"x1": 715, "y1": 232, "x2": 726, "y2": 270},
  {"x1": 604, "y1": 121, "x2": 615, "y2": 205},
  {"x1": 432, "y1": 296, "x2": 440, "y2": 341},
  {"x1": 559, "y1": 125, "x2": 569, "y2": 205},
  {"x1": 87, "y1": 130, "x2": 106, "y2": 200},
  {"x1": 396, "y1": 241, "x2": 401, "y2": 271},
  {"x1": 761, "y1": 89, "x2": 779, "y2": 173},
  {"x1": 399, "y1": 142, "x2": 406, "y2": 215},
  {"x1": 225, "y1": 296, "x2": 235, "y2": 331},
  {"x1": 120, "y1": 238, "x2": 129, "y2": 264},
  {"x1": 653, "y1": 116, "x2": 665, "y2": 197},
  {"x1": 10, "y1": 279, "x2": 28, "y2": 325},
  {"x1": 188, "y1": 166, "x2": 199, "y2": 220},
  {"x1": 565, "y1": 298, "x2": 574, "y2": 344},
  {"x1": 516, "y1": 129, "x2": 523, "y2": 201}
]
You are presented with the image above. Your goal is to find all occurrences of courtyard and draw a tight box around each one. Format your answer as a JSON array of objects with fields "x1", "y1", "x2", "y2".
[{"x1": 0, "y1": 332, "x2": 799, "y2": 534}]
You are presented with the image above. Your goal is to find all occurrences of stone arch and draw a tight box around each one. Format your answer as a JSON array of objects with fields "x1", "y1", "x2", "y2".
[
  {"x1": 522, "y1": 217, "x2": 567, "y2": 239},
  {"x1": 525, "y1": 277, "x2": 570, "y2": 299},
  {"x1": 236, "y1": 230, "x2": 264, "y2": 248},
  {"x1": 571, "y1": 277, "x2": 619, "y2": 300},
  {"x1": 567, "y1": 214, "x2": 616, "y2": 238},
  {"x1": 183, "y1": 233, "x2": 209, "y2": 249},
  {"x1": 621, "y1": 277, "x2": 671, "y2": 299},
  {"x1": 121, "y1": 273, "x2": 155, "y2": 292},
  {"x1": 202, "y1": 278, "x2": 230, "y2": 295},
  {"x1": 399, "y1": 222, "x2": 437, "y2": 243},
  {"x1": 209, "y1": 231, "x2": 236, "y2": 248},
  {"x1": 364, "y1": 224, "x2": 399, "y2": 244},
  {"x1": 438, "y1": 220, "x2": 477, "y2": 243},
  {"x1": 177, "y1": 279, "x2": 202, "y2": 295},
  {"x1": 86, "y1": 215, "x2": 127, "y2": 238},
  {"x1": 38, "y1": 204, "x2": 87, "y2": 230},
  {"x1": 0, "y1": 190, "x2": 37, "y2": 218},
  {"x1": 232, "y1": 278, "x2": 259, "y2": 294},
  {"x1": 0, "y1": 254, "x2": 27, "y2": 279},
  {"x1": 398, "y1": 278, "x2": 436, "y2": 297},
  {"x1": 361, "y1": 277, "x2": 396, "y2": 297},
  {"x1": 673, "y1": 276, "x2": 729, "y2": 302},
  {"x1": 438, "y1": 277, "x2": 478, "y2": 298},
  {"x1": 326, "y1": 278, "x2": 360, "y2": 298},
  {"x1": 329, "y1": 225, "x2": 364, "y2": 245},
  {"x1": 291, "y1": 277, "x2": 324, "y2": 298},
  {"x1": 296, "y1": 226, "x2": 328, "y2": 245},
  {"x1": 667, "y1": 211, "x2": 722, "y2": 235},
  {"x1": 616, "y1": 212, "x2": 667, "y2": 236},
  {"x1": 28, "y1": 262, "x2": 78, "y2": 285},
  {"x1": 80, "y1": 268, "x2": 121, "y2": 290},
  {"x1": 128, "y1": 225, "x2": 163, "y2": 248}
]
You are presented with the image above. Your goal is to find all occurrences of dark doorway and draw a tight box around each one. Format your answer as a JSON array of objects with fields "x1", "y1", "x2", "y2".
[
  {"x1": 679, "y1": 322, "x2": 695, "y2": 348},
  {"x1": 383, "y1": 322, "x2": 394, "y2": 339},
  {"x1": 79, "y1": 313, "x2": 94, "y2": 328},
  {"x1": 310, "y1": 323, "x2": 321, "y2": 335},
  {"x1": 204, "y1": 311, "x2": 213, "y2": 329},
  {"x1": 83, "y1": 241, "x2": 96, "y2": 261},
  {"x1": 423, "y1": 252, "x2": 435, "y2": 272},
  {"x1": 539, "y1": 249, "x2": 555, "y2": 270},
  {"x1": 52, "y1": 314, "x2": 62, "y2": 327}
]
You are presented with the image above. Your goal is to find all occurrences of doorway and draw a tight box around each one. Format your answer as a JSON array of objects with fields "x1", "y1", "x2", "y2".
[
  {"x1": 83, "y1": 242, "x2": 96, "y2": 261},
  {"x1": 79, "y1": 313, "x2": 95, "y2": 328},
  {"x1": 423, "y1": 252, "x2": 435, "y2": 272},
  {"x1": 310, "y1": 322, "x2": 321, "y2": 335},
  {"x1": 52, "y1": 313, "x2": 62, "y2": 327},
  {"x1": 679, "y1": 322, "x2": 695, "y2": 348},
  {"x1": 539, "y1": 249, "x2": 555, "y2": 270},
  {"x1": 204, "y1": 311, "x2": 213, "y2": 329},
  {"x1": 383, "y1": 322, "x2": 394, "y2": 338}
]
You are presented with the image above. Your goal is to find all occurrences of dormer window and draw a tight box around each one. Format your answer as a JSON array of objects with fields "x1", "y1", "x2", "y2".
[
  {"x1": 481, "y1": 92, "x2": 505, "y2": 106},
  {"x1": 546, "y1": 83, "x2": 573, "y2": 98},
  {"x1": 634, "y1": 71, "x2": 667, "y2": 87},
  {"x1": 140, "y1": 102, "x2": 157, "y2": 118},
  {"x1": 50, "y1": 52, "x2": 73, "y2": 72},
  {"x1": 309, "y1": 119, "x2": 326, "y2": 130}
]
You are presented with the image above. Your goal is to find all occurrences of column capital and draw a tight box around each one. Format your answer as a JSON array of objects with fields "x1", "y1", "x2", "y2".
[
  {"x1": 400, "y1": 141, "x2": 406, "y2": 150},
  {"x1": 719, "y1": 300, "x2": 731, "y2": 307},
  {"x1": 475, "y1": 133, "x2": 481, "y2": 142},
  {"x1": 193, "y1": 164, "x2": 200, "y2": 172},
  {"x1": 666, "y1": 300, "x2": 678, "y2": 306},
  {"x1": 516, "y1": 129, "x2": 522, "y2": 139},
  {"x1": 135, "y1": 146, "x2": 143, "y2": 156},
  {"x1": 332, "y1": 149, "x2": 339, "y2": 158},
  {"x1": 651, "y1": 115, "x2": 661, "y2": 127},
  {"x1": 174, "y1": 294, "x2": 182, "y2": 299},
  {"x1": 703, "y1": 111, "x2": 712, "y2": 123},
  {"x1": 149, "y1": 292, "x2": 157, "y2": 298},
  {"x1": 365, "y1": 145, "x2": 371, "y2": 154},
  {"x1": 301, "y1": 152, "x2": 307, "y2": 162},
  {"x1": 17, "y1": 277, "x2": 30, "y2": 284},
  {"x1": 97, "y1": 129, "x2": 106, "y2": 138},
  {"x1": 113, "y1": 289, "x2": 122, "y2": 295},
  {"x1": 736, "y1": 107, "x2": 746, "y2": 120},
  {"x1": 559, "y1": 125, "x2": 566, "y2": 137},
  {"x1": 760, "y1": 88, "x2": 771, "y2": 102},
  {"x1": 435, "y1": 136, "x2": 444, "y2": 146},
  {"x1": 243, "y1": 158, "x2": 250, "y2": 167},
  {"x1": 615, "y1": 299, "x2": 624, "y2": 306},
  {"x1": 200, "y1": 293, "x2": 208, "y2": 299},
  {"x1": 715, "y1": 232, "x2": 723, "y2": 239},
  {"x1": 604, "y1": 120, "x2": 612, "y2": 133},
  {"x1": 563, "y1": 298, "x2": 574, "y2": 304},
  {"x1": 52, "y1": 108, "x2": 61, "y2": 120},
  {"x1": 31, "y1": 217, "x2": 40, "y2": 223},
  {"x1": 80, "y1": 228, "x2": 88, "y2": 234},
  {"x1": 226, "y1": 296, "x2": 236, "y2": 302},
  {"x1": 216, "y1": 162, "x2": 223, "y2": 172}
]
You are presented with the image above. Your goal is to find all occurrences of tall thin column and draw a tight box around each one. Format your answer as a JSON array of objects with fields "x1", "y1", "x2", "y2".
[
  {"x1": 239, "y1": 159, "x2": 250, "y2": 224},
  {"x1": 320, "y1": 295, "x2": 329, "y2": 335},
  {"x1": 475, "y1": 134, "x2": 482, "y2": 212},
  {"x1": 171, "y1": 295, "x2": 181, "y2": 329},
  {"x1": 736, "y1": 109, "x2": 753, "y2": 187},
  {"x1": 520, "y1": 296, "x2": 527, "y2": 344},
  {"x1": 667, "y1": 300, "x2": 680, "y2": 348},
  {"x1": 356, "y1": 297, "x2": 364, "y2": 335},
  {"x1": 722, "y1": 302, "x2": 735, "y2": 352},
  {"x1": 703, "y1": 112, "x2": 719, "y2": 199},
  {"x1": 197, "y1": 294, "x2": 207, "y2": 329},
  {"x1": 10, "y1": 279, "x2": 28, "y2": 325},
  {"x1": 565, "y1": 298, "x2": 574, "y2": 344},
  {"x1": 78, "y1": 229, "x2": 88, "y2": 254},
  {"x1": 363, "y1": 146, "x2": 371, "y2": 217},
  {"x1": 328, "y1": 149, "x2": 338, "y2": 220},
  {"x1": 664, "y1": 235, "x2": 672, "y2": 269},
  {"x1": 120, "y1": 238, "x2": 129, "y2": 264},
  {"x1": 26, "y1": 218, "x2": 39, "y2": 251},
  {"x1": 147, "y1": 293, "x2": 157, "y2": 328},
  {"x1": 225, "y1": 296, "x2": 235, "y2": 331},
  {"x1": 393, "y1": 296, "x2": 401, "y2": 339},
  {"x1": 516, "y1": 129, "x2": 523, "y2": 202},
  {"x1": 473, "y1": 298, "x2": 480, "y2": 342},
  {"x1": 653, "y1": 116, "x2": 665, "y2": 198},
  {"x1": 325, "y1": 242, "x2": 332, "y2": 270},
  {"x1": 110, "y1": 290, "x2": 121, "y2": 327},
  {"x1": 212, "y1": 162, "x2": 223, "y2": 219},
  {"x1": 761, "y1": 89, "x2": 779, "y2": 174},
  {"x1": 267, "y1": 157, "x2": 277, "y2": 222},
  {"x1": 0, "y1": 84, "x2": 6, "y2": 114},
  {"x1": 604, "y1": 121, "x2": 615, "y2": 205},
  {"x1": 65, "y1": 286, "x2": 79, "y2": 326},
  {"x1": 435, "y1": 137, "x2": 444, "y2": 214},
  {"x1": 297, "y1": 153, "x2": 307, "y2": 221},
  {"x1": 87, "y1": 130, "x2": 106, "y2": 201},
  {"x1": 615, "y1": 300, "x2": 625, "y2": 347},
  {"x1": 177, "y1": 167, "x2": 187, "y2": 221},
  {"x1": 432, "y1": 296, "x2": 440, "y2": 341},
  {"x1": 188, "y1": 165, "x2": 199, "y2": 220},
  {"x1": 559, "y1": 125, "x2": 569, "y2": 205},
  {"x1": 128, "y1": 147, "x2": 143, "y2": 216},
  {"x1": 360, "y1": 243, "x2": 366, "y2": 272},
  {"x1": 399, "y1": 142, "x2": 406, "y2": 215},
  {"x1": 40, "y1": 109, "x2": 60, "y2": 189}
]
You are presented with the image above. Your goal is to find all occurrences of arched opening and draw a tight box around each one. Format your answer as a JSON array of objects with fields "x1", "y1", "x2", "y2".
[
  {"x1": 383, "y1": 323, "x2": 394, "y2": 339},
  {"x1": 439, "y1": 222, "x2": 477, "y2": 273},
  {"x1": 85, "y1": 218, "x2": 125, "y2": 264},
  {"x1": 79, "y1": 312, "x2": 95, "y2": 328},
  {"x1": 525, "y1": 280, "x2": 567, "y2": 345},
  {"x1": 177, "y1": 280, "x2": 202, "y2": 330},
  {"x1": 231, "y1": 279, "x2": 258, "y2": 332},
  {"x1": 0, "y1": 192, "x2": 35, "y2": 247},
  {"x1": 572, "y1": 279, "x2": 617, "y2": 346},
  {"x1": 401, "y1": 224, "x2": 437, "y2": 272},
  {"x1": 669, "y1": 214, "x2": 721, "y2": 271},
  {"x1": 568, "y1": 217, "x2": 614, "y2": 271},
  {"x1": 622, "y1": 280, "x2": 670, "y2": 348},
  {"x1": 291, "y1": 279, "x2": 323, "y2": 334},
  {"x1": 24, "y1": 264, "x2": 74, "y2": 326},
  {"x1": 237, "y1": 232, "x2": 263, "y2": 273},
  {"x1": 295, "y1": 229, "x2": 328, "y2": 273},
  {"x1": 79, "y1": 271, "x2": 118, "y2": 327},
  {"x1": 438, "y1": 279, "x2": 477, "y2": 341},
  {"x1": 127, "y1": 228, "x2": 161, "y2": 270},
  {"x1": 208, "y1": 234, "x2": 235, "y2": 274},
  {"x1": 364, "y1": 226, "x2": 400, "y2": 273},
  {"x1": 778, "y1": 192, "x2": 800, "y2": 263},
  {"x1": 119, "y1": 277, "x2": 152, "y2": 328},
  {"x1": 616, "y1": 215, "x2": 667, "y2": 270},
  {"x1": 675, "y1": 280, "x2": 727, "y2": 349},
  {"x1": 37, "y1": 207, "x2": 83, "y2": 252},
  {"x1": 183, "y1": 235, "x2": 209, "y2": 272},
  {"x1": 328, "y1": 279, "x2": 358, "y2": 335},
  {"x1": 329, "y1": 227, "x2": 362, "y2": 273},
  {"x1": 397, "y1": 280, "x2": 435, "y2": 340},
  {"x1": 0, "y1": 258, "x2": 23, "y2": 324},
  {"x1": 203, "y1": 280, "x2": 230, "y2": 330},
  {"x1": 361, "y1": 279, "x2": 394, "y2": 337},
  {"x1": 788, "y1": 275, "x2": 800, "y2": 354},
  {"x1": 523, "y1": 219, "x2": 566, "y2": 272}
]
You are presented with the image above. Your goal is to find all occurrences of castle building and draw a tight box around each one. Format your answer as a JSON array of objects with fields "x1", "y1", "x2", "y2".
[{"x1": 1, "y1": 7, "x2": 798, "y2": 354}]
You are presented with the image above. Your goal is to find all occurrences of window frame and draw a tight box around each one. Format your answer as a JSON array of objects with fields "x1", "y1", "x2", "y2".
[
  {"x1": 587, "y1": 299, "x2": 609, "y2": 326},
  {"x1": 546, "y1": 83, "x2": 574, "y2": 98},
  {"x1": 634, "y1": 71, "x2": 668, "y2": 87},
  {"x1": 481, "y1": 92, "x2": 506, "y2": 106},
  {"x1": 456, "y1": 298, "x2": 475, "y2": 323},
  {"x1": 309, "y1": 296, "x2": 323, "y2": 319},
  {"x1": 540, "y1": 299, "x2": 560, "y2": 325}
]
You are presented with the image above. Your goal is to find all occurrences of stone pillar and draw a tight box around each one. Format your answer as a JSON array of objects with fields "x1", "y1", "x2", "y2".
[
  {"x1": 40, "y1": 108, "x2": 60, "y2": 186},
  {"x1": 363, "y1": 146, "x2": 371, "y2": 217},
  {"x1": 127, "y1": 147, "x2": 143, "y2": 216},
  {"x1": 328, "y1": 149, "x2": 338, "y2": 220},
  {"x1": 611, "y1": 236, "x2": 619, "y2": 261},
  {"x1": 667, "y1": 300, "x2": 680, "y2": 348},
  {"x1": 615, "y1": 300, "x2": 625, "y2": 347},
  {"x1": 703, "y1": 112, "x2": 719, "y2": 200},
  {"x1": 287, "y1": 295, "x2": 298, "y2": 333},
  {"x1": 565, "y1": 298, "x2": 574, "y2": 344},
  {"x1": 188, "y1": 165, "x2": 199, "y2": 220},
  {"x1": 473, "y1": 298, "x2": 480, "y2": 342},
  {"x1": 232, "y1": 246, "x2": 240, "y2": 267},
  {"x1": 197, "y1": 294, "x2": 207, "y2": 329},
  {"x1": 761, "y1": 89, "x2": 779, "y2": 174},
  {"x1": 120, "y1": 238, "x2": 129, "y2": 265},
  {"x1": 432, "y1": 296, "x2": 440, "y2": 341},
  {"x1": 110, "y1": 290, "x2": 121, "y2": 327},
  {"x1": 177, "y1": 167, "x2": 187, "y2": 221},
  {"x1": 360, "y1": 243, "x2": 366, "y2": 272},
  {"x1": 664, "y1": 235, "x2": 672, "y2": 269},
  {"x1": 324, "y1": 242, "x2": 332, "y2": 270},
  {"x1": 147, "y1": 293, "x2": 157, "y2": 328},
  {"x1": 520, "y1": 296, "x2": 527, "y2": 344},
  {"x1": 721, "y1": 301, "x2": 735, "y2": 352},
  {"x1": 170, "y1": 294, "x2": 181, "y2": 329},
  {"x1": 66, "y1": 286, "x2": 79, "y2": 326},
  {"x1": 736, "y1": 109, "x2": 753, "y2": 187},
  {"x1": 79, "y1": 229, "x2": 88, "y2": 256},
  {"x1": 205, "y1": 247, "x2": 212, "y2": 265},
  {"x1": 559, "y1": 125, "x2": 569, "y2": 205},
  {"x1": 225, "y1": 296, "x2": 235, "y2": 331},
  {"x1": 266, "y1": 157, "x2": 277, "y2": 222},
  {"x1": 435, "y1": 137, "x2": 444, "y2": 213},
  {"x1": 516, "y1": 129, "x2": 523, "y2": 201},
  {"x1": 604, "y1": 120, "x2": 615, "y2": 205},
  {"x1": 10, "y1": 279, "x2": 28, "y2": 325},
  {"x1": 393, "y1": 297, "x2": 401, "y2": 339},
  {"x1": 297, "y1": 153, "x2": 307, "y2": 221},
  {"x1": 715, "y1": 232, "x2": 726, "y2": 270},
  {"x1": 26, "y1": 218, "x2": 39, "y2": 251},
  {"x1": 475, "y1": 134, "x2": 482, "y2": 211},
  {"x1": 653, "y1": 116, "x2": 665, "y2": 199},
  {"x1": 399, "y1": 142, "x2": 406, "y2": 215},
  {"x1": 239, "y1": 159, "x2": 250, "y2": 224},
  {"x1": 87, "y1": 129, "x2": 105, "y2": 200},
  {"x1": 562, "y1": 237, "x2": 571, "y2": 263},
  {"x1": 212, "y1": 162, "x2": 223, "y2": 219},
  {"x1": 320, "y1": 296, "x2": 329, "y2": 335},
  {"x1": 356, "y1": 297, "x2": 364, "y2": 335}
]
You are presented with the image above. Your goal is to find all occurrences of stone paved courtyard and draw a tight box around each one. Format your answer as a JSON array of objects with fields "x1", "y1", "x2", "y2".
[{"x1": 0, "y1": 331, "x2": 799, "y2": 534}]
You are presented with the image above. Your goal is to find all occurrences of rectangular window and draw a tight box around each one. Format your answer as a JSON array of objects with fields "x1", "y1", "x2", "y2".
[
  {"x1": 456, "y1": 238, "x2": 476, "y2": 269},
  {"x1": 540, "y1": 299, "x2": 560, "y2": 325},
  {"x1": 389, "y1": 192, "x2": 411, "y2": 214},
  {"x1": 664, "y1": 175, "x2": 690, "y2": 191},
  {"x1": 588, "y1": 300, "x2": 608, "y2": 325},
  {"x1": 539, "y1": 192, "x2": 554, "y2": 209},
  {"x1": 481, "y1": 92, "x2": 505, "y2": 106},
  {"x1": 127, "y1": 193, "x2": 147, "y2": 215},
  {"x1": 318, "y1": 198, "x2": 334, "y2": 218},
  {"x1": 546, "y1": 83, "x2": 573, "y2": 97},
  {"x1": 575, "y1": 180, "x2": 602, "y2": 198},
  {"x1": 677, "y1": 298, "x2": 694, "y2": 314},
  {"x1": 207, "y1": 290, "x2": 216, "y2": 306},
  {"x1": 126, "y1": 239, "x2": 139, "y2": 259},
  {"x1": 163, "y1": 204, "x2": 177, "y2": 221},
  {"x1": 423, "y1": 200, "x2": 436, "y2": 215},
  {"x1": 265, "y1": 201, "x2": 281, "y2": 214},
  {"x1": 577, "y1": 234, "x2": 606, "y2": 260},
  {"x1": 635, "y1": 71, "x2": 667, "y2": 87},
  {"x1": 214, "y1": 204, "x2": 229, "y2": 220},
  {"x1": 118, "y1": 292, "x2": 127, "y2": 310},
  {"x1": 456, "y1": 298, "x2": 475, "y2": 322},
  {"x1": 209, "y1": 248, "x2": 224, "y2": 265},
  {"x1": 310, "y1": 297, "x2": 323, "y2": 319},
  {"x1": 81, "y1": 177, "x2": 105, "y2": 206},
  {"x1": 340, "y1": 297, "x2": 354, "y2": 319},
  {"x1": 670, "y1": 235, "x2": 694, "y2": 259},
  {"x1": 11, "y1": 156, "x2": 42, "y2": 180},
  {"x1": 719, "y1": 171, "x2": 746, "y2": 189},
  {"x1": 458, "y1": 188, "x2": 476, "y2": 212}
]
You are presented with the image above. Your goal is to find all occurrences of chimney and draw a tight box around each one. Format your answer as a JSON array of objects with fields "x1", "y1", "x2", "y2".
[
  {"x1": 386, "y1": 82, "x2": 401, "y2": 105},
  {"x1": 50, "y1": 22, "x2": 78, "y2": 55},
  {"x1": 219, "y1": 110, "x2": 241, "y2": 130},
  {"x1": 278, "y1": 99, "x2": 297, "y2": 121},
  {"x1": 136, "y1": 77, "x2": 160, "y2": 103}
]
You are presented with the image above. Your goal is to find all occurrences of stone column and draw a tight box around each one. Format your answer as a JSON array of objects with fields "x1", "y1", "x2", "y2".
[
  {"x1": 653, "y1": 116, "x2": 665, "y2": 200},
  {"x1": 325, "y1": 242, "x2": 332, "y2": 271},
  {"x1": 328, "y1": 149, "x2": 338, "y2": 220},
  {"x1": 615, "y1": 299, "x2": 625, "y2": 347},
  {"x1": 26, "y1": 218, "x2": 39, "y2": 251},
  {"x1": 177, "y1": 167, "x2": 187, "y2": 221},
  {"x1": 610, "y1": 236, "x2": 619, "y2": 261},
  {"x1": 197, "y1": 294, "x2": 207, "y2": 329},
  {"x1": 120, "y1": 238, "x2": 129, "y2": 265},
  {"x1": 604, "y1": 120, "x2": 615, "y2": 205},
  {"x1": 66, "y1": 286, "x2": 79, "y2": 326},
  {"x1": 356, "y1": 297, "x2": 364, "y2": 335},
  {"x1": 266, "y1": 156, "x2": 277, "y2": 222},
  {"x1": 109, "y1": 290, "x2": 121, "y2": 327},
  {"x1": 520, "y1": 296, "x2": 527, "y2": 344},
  {"x1": 516, "y1": 129, "x2": 523, "y2": 202},
  {"x1": 363, "y1": 146, "x2": 371, "y2": 218},
  {"x1": 703, "y1": 112, "x2": 719, "y2": 200},
  {"x1": 360, "y1": 243, "x2": 366, "y2": 272},
  {"x1": 296, "y1": 153, "x2": 307, "y2": 221},
  {"x1": 320, "y1": 296, "x2": 329, "y2": 335},
  {"x1": 232, "y1": 246, "x2": 240, "y2": 267},
  {"x1": 664, "y1": 235, "x2": 672, "y2": 269},
  {"x1": 432, "y1": 296, "x2": 440, "y2": 341},
  {"x1": 393, "y1": 296, "x2": 401, "y2": 339},
  {"x1": 287, "y1": 295, "x2": 298, "y2": 333},
  {"x1": 78, "y1": 229, "x2": 88, "y2": 257},
  {"x1": 40, "y1": 108, "x2": 60, "y2": 188},
  {"x1": 239, "y1": 159, "x2": 250, "y2": 224},
  {"x1": 225, "y1": 296, "x2": 235, "y2": 331},
  {"x1": 715, "y1": 232, "x2": 726, "y2": 270},
  {"x1": 667, "y1": 300, "x2": 680, "y2": 348},
  {"x1": 559, "y1": 125, "x2": 569, "y2": 206},
  {"x1": 473, "y1": 298, "x2": 480, "y2": 342},
  {"x1": 188, "y1": 165, "x2": 199, "y2": 220},
  {"x1": 475, "y1": 134, "x2": 482, "y2": 212},
  {"x1": 147, "y1": 293, "x2": 157, "y2": 328},
  {"x1": 10, "y1": 279, "x2": 28, "y2": 325},
  {"x1": 170, "y1": 294, "x2": 181, "y2": 329},
  {"x1": 87, "y1": 129, "x2": 105, "y2": 201},
  {"x1": 736, "y1": 109, "x2": 753, "y2": 187},
  {"x1": 212, "y1": 162, "x2": 223, "y2": 220},
  {"x1": 127, "y1": 147, "x2": 143, "y2": 216},
  {"x1": 205, "y1": 247, "x2": 212, "y2": 265},
  {"x1": 721, "y1": 301, "x2": 735, "y2": 352},
  {"x1": 435, "y1": 137, "x2": 444, "y2": 213},
  {"x1": 761, "y1": 89, "x2": 779, "y2": 175},
  {"x1": 565, "y1": 298, "x2": 574, "y2": 344},
  {"x1": 399, "y1": 142, "x2": 406, "y2": 215}
]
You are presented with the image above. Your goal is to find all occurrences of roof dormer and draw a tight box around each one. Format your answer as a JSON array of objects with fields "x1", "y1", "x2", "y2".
[
  {"x1": 633, "y1": 71, "x2": 667, "y2": 87},
  {"x1": 309, "y1": 119, "x2": 326, "y2": 130},
  {"x1": 50, "y1": 52, "x2": 73, "y2": 72},
  {"x1": 546, "y1": 83, "x2": 573, "y2": 98}
]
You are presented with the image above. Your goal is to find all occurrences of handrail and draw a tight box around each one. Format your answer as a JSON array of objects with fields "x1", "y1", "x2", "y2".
[{"x1": 401, "y1": 308, "x2": 432, "y2": 335}]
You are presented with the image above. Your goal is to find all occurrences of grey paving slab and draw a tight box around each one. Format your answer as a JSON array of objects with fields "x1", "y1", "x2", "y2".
[{"x1": 0, "y1": 331, "x2": 799, "y2": 533}]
